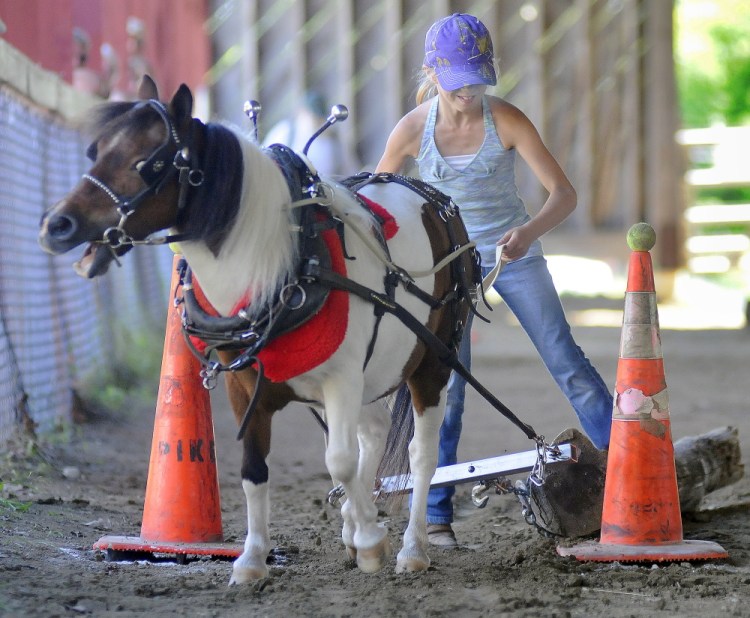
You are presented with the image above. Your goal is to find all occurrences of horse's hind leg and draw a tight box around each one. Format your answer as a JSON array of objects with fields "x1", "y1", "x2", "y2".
[
  {"x1": 341, "y1": 402, "x2": 391, "y2": 559},
  {"x1": 323, "y1": 375, "x2": 390, "y2": 573},
  {"x1": 397, "y1": 378, "x2": 446, "y2": 573}
]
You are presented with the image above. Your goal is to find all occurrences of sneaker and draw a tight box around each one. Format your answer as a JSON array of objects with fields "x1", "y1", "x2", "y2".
[{"x1": 426, "y1": 523, "x2": 457, "y2": 547}]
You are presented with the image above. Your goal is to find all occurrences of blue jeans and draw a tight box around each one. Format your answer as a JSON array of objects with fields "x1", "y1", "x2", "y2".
[{"x1": 426, "y1": 255, "x2": 613, "y2": 524}]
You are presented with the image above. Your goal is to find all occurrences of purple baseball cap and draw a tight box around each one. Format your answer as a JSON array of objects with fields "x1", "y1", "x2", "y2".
[{"x1": 424, "y1": 14, "x2": 497, "y2": 91}]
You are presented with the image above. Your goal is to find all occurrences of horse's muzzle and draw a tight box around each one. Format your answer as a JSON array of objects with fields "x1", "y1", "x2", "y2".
[{"x1": 39, "y1": 212, "x2": 79, "y2": 253}]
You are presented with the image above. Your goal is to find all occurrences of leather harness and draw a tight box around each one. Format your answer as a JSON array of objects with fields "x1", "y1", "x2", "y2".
[{"x1": 176, "y1": 146, "x2": 537, "y2": 443}]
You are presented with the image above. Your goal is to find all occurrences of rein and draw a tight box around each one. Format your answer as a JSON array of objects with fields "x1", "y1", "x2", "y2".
[{"x1": 308, "y1": 263, "x2": 540, "y2": 443}]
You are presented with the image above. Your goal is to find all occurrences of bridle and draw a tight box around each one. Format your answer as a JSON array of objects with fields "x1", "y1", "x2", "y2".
[{"x1": 82, "y1": 99, "x2": 204, "y2": 251}]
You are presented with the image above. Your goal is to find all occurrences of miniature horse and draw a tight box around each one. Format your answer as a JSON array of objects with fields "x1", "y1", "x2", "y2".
[{"x1": 39, "y1": 76, "x2": 479, "y2": 584}]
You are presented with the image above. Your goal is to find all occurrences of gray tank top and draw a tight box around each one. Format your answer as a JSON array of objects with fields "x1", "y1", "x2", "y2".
[{"x1": 415, "y1": 96, "x2": 542, "y2": 266}]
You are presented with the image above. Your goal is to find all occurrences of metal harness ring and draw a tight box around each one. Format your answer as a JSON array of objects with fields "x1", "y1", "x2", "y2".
[{"x1": 280, "y1": 283, "x2": 306, "y2": 310}]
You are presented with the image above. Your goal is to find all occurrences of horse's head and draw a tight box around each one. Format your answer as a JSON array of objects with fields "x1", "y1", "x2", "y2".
[{"x1": 39, "y1": 75, "x2": 198, "y2": 277}]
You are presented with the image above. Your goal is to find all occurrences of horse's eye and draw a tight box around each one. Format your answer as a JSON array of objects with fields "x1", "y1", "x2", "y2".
[{"x1": 135, "y1": 161, "x2": 146, "y2": 172}]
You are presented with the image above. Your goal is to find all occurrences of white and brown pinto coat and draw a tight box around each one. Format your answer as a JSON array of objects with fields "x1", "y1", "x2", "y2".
[{"x1": 39, "y1": 76, "x2": 473, "y2": 585}]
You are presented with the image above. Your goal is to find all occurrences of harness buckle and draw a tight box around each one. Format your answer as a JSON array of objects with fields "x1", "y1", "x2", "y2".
[
  {"x1": 301, "y1": 256, "x2": 321, "y2": 281},
  {"x1": 116, "y1": 203, "x2": 135, "y2": 217},
  {"x1": 200, "y1": 362, "x2": 221, "y2": 390},
  {"x1": 327, "y1": 484, "x2": 346, "y2": 507},
  {"x1": 437, "y1": 200, "x2": 458, "y2": 222}
]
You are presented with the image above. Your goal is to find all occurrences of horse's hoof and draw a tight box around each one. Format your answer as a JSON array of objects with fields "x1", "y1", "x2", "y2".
[
  {"x1": 345, "y1": 545, "x2": 357, "y2": 560},
  {"x1": 395, "y1": 552, "x2": 430, "y2": 573},
  {"x1": 356, "y1": 537, "x2": 391, "y2": 573},
  {"x1": 229, "y1": 563, "x2": 268, "y2": 585}
]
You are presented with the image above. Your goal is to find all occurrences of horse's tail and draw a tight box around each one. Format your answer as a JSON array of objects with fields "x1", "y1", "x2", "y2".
[{"x1": 377, "y1": 384, "x2": 414, "y2": 512}]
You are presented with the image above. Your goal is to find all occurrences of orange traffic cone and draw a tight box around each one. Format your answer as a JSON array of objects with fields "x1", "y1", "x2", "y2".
[
  {"x1": 557, "y1": 223, "x2": 728, "y2": 562},
  {"x1": 94, "y1": 254, "x2": 241, "y2": 560}
]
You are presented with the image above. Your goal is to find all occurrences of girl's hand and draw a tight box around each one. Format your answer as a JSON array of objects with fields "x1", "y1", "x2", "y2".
[{"x1": 498, "y1": 227, "x2": 533, "y2": 261}]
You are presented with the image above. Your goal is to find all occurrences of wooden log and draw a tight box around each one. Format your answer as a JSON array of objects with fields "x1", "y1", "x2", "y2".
[
  {"x1": 674, "y1": 426, "x2": 744, "y2": 512},
  {"x1": 531, "y1": 426, "x2": 743, "y2": 537}
]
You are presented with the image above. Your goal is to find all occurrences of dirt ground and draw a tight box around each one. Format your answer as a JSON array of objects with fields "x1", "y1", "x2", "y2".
[{"x1": 2, "y1": 296, "x2": 749, "y2": 618}]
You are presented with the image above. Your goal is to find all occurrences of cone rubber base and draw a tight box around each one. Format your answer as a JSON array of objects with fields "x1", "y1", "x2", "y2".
[
  {"x1": 556, "y1": 539, "x2": 728, "y2": 562},
  {"x1": 94, "y1": 535, "x2": 242, "y2": 559}
]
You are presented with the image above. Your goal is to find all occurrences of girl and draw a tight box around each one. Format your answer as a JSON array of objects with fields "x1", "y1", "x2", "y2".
[{"x1": 376, "y1": 13, "x2": 612, "y2": 547}]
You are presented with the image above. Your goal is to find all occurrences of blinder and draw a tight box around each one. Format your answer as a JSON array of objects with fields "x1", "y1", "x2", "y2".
[
  {"x1": 135, "y1": 100, "x2": 188, "y2": 189},
  {"x1": 86, "y1": 100, "x2": 181, "y2": 190}
]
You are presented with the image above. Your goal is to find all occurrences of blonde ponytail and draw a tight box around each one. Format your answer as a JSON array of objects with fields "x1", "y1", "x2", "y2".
[{"x1": 415, "y1": 68, "x2": 437, "y2": 106}]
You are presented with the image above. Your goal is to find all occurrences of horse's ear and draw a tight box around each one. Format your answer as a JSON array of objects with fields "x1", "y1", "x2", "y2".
[
  {"x1": 137, "y1": 75, "x2": 159, "y2": 101},
  {"x1": 170, "y1": 84, "x2": 194, "y2": 123}
]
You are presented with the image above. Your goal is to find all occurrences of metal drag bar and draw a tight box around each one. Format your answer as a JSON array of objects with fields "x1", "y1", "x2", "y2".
[{"x1": 377, "y1": 443, "x2": 574, "y2": 495}]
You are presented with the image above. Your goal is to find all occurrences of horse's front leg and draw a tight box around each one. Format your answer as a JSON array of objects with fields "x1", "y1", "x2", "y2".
[
  {"x1": 324, "y1": 375, "x2": 390, "y2": 573},
  {"x1": 223, "y1": 372, "x2": 275, "y2": 585},
  {"x1": 230, "y1": 428, "x2": 273, "y2": 584},
  {"x1": 397, "y1": 390, "x2": 445, "y2": 573}
]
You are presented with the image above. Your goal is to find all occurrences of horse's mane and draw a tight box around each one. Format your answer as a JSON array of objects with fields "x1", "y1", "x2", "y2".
[
  {"x1": 179, "y1": 122, "x2": 243, "y2": 255},
  {"x1": 169, "y1": 119, "x2": 303, "y2": 315}
]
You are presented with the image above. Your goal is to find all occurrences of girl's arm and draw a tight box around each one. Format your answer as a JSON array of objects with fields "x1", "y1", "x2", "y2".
[
  {"x1": 375, "y1": 107, "x2": 426, "y2": 173},
  {"x1": 493, "y1": 100, "x2": 577, "y2": 261}
]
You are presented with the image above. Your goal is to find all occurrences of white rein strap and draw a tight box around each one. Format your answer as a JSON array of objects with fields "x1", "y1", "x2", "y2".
[{"x1": 481, "y1": 244, "x2": 507, "y2": 291}]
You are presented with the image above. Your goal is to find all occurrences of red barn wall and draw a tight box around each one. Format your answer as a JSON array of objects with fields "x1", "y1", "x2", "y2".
[{"x1": 0, "y1": 0, "x2": 209, "y2": 98}]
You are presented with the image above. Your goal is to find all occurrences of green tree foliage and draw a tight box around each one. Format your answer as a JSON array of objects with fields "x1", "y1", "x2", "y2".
[
  {"x1": 675, "y1": 0, "x2": 750, "y2": 128},
  {"x1": 711, "y1": 24, "x2": 750, "y2": 125},
  {"x1": 678, "y1": 67, "x2": 720, "y2": 128}
]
